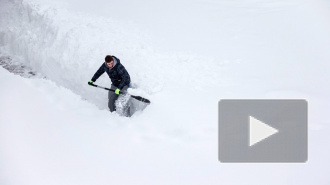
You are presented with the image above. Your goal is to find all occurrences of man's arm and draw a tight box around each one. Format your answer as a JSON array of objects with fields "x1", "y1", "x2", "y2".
[
  {"x1": 91, "y1": 63, "x2": 105, "y2": 82},
  {"x1": 117, "y1": 64, "x2": 131, "y2": 89}
]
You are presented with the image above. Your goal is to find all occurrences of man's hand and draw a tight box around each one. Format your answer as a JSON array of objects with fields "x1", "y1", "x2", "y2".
[
  {"x1": 88, "y1": 80, "x2": 94, "y2": 85},
  {"x1": 115, "y1": 88, "x2": 120, "y2": 95}
]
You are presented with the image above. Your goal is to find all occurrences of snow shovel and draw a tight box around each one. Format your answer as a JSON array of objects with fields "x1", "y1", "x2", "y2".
[{"x1": 88, "y1": 82, "x2": 151, "y2": 104}]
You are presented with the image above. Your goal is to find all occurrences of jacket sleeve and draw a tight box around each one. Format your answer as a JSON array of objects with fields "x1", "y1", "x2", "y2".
[
  {"x1": 117, "y1": 64, "x2": 131, "y2": 89},
  {"x1": 91, "y1": 63, "x2": 105, "y2": 82}
]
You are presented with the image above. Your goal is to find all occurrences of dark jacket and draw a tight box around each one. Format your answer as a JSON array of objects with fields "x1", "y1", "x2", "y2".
[{"x1": 91, "y1": 56, "x2": 131, "y2": 89}]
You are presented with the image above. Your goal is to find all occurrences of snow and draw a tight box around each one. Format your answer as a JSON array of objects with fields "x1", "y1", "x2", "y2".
[{"x1": 0, "y1": 0, "x2": 330, "y2": 184}]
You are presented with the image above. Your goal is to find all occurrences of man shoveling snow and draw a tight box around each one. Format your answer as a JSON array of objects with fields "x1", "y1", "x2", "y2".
[{"x1": 88, "y1": 55, "x2": 131, "y2": 115}]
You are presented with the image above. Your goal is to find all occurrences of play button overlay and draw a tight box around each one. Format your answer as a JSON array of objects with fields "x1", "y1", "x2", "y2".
[
  {"x1": 218, "y1": 99, "x2": 308, "y2": 163},
  {"x1": 249, "y1": 116, "x2": 278, "y2": 147}
]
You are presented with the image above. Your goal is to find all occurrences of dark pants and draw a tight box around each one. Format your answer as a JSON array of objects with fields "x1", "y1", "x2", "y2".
[{"x1": 108, "y1": 84, "x2": 129, "y2": 112}]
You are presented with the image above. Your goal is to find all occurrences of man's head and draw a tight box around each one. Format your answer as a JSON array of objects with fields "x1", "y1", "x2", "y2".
[{"x1": 105, "y1": 55, "x2": 114, "y2": 68}]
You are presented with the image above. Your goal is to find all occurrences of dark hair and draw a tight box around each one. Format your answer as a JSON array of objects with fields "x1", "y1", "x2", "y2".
[{"x1": 105, "y1": 55, "x2": 113, "y2": 63}]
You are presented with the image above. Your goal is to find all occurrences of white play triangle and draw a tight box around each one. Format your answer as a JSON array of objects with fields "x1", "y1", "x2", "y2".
[{"x1": 249, "y1": 116, "x2": 278, "y2": 146}]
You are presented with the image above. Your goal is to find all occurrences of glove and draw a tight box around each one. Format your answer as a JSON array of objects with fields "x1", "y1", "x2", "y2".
[
  {"x1": 88, "y1": 80, "x2": 94, "y2": 85},
  {"x1": 115, "y1": 88, "x2": 120, "y2": 95}
]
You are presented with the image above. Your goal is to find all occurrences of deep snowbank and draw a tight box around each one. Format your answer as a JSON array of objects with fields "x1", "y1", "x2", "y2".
[{"x1": 1, "y1": 65, "x2": 329, "y2": 185}]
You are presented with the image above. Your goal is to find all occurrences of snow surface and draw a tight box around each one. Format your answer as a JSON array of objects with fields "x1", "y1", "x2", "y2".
[{"x1": 0, "y1": 0, "x2": 330, "y2": 184}]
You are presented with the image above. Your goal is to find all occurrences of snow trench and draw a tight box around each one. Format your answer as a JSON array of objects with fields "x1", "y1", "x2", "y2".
[
  {"x1": 0, "y1": 0, "x2": 155, "y2": 110},
  {"x1": 0, "y1": 0, "x2": 225, "y2": 111}
]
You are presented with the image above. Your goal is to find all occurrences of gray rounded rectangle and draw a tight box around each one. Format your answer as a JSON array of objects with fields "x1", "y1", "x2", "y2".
[{"x1": 218, "y1": 99, "x2": 308, "y2": 163}]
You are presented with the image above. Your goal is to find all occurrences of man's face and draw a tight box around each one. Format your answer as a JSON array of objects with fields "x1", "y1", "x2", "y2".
[{"x1": 106, "y1": 61, "x2": 114, "y2": 68}]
